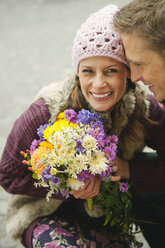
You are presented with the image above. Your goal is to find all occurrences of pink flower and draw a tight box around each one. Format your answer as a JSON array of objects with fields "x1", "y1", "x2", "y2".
[
  {"x1": 55, "y1": 227, "x2": 73, "y2": 236},
  {"x1": 33, "y1": 224, "x2": 49, "y2": 239},
  {"x1": 44, "y1": 240, "x2": 65, "y2": 248},
  {"x1": 68, "y1": 246, "x2": 79, "y2": 248}
]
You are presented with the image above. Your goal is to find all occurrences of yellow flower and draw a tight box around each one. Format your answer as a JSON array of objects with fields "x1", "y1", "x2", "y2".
[
  {"x1": 43, "y1": 119, "x2": 77, "y2": 140},
  {"x1": 57, "y1": 112, "x2": 65, "y2": 120},
  {"x1": 31, "y1": 146, "x2": 51, "y2": 176},
  {"x1": 39, "y1": 141, "x2": 54, "y2": 150},
  {"x1": 43, "y1": 125, "x2": 57, "y2": 141}
]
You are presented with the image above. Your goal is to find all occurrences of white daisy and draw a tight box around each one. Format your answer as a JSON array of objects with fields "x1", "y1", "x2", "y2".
[
  {"x1": 82, "y1": 134, "x2": 97, "y2": 152},
  {"x1": 67, "y1": 178, "x2": 84, "y2": 191},
  {"x1": 89, "y1": 151, "x2": 108, "y2": 174}
]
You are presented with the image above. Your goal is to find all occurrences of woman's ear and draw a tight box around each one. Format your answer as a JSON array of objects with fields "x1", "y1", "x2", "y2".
[{"x1": 75, "y1": 74, "x2": 79, "y2": 81}]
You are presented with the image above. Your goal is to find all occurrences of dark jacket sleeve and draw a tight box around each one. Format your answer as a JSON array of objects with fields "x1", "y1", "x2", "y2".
[
  {"x1": 0, "y1": 98, "x2": 52, "y2": 197},
  {"x1": 130, "y1": 95, "x2": 165, "y2": 194}
]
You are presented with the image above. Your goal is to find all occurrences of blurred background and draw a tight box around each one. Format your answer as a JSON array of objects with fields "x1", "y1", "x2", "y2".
[
  {"x1": 0, "y1": 1, "x2": 150, "y2": 248},
  {"x1": 0, "y1": 0, "x2": 132, "y2": 156}
]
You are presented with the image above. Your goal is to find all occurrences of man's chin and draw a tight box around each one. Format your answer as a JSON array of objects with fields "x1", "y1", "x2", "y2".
[{"x1": 154, "y1": 92, "x2": 165, "y2": 102}]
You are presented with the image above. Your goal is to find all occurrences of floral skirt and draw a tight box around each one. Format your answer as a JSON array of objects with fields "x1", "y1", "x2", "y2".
[{"x1": 32, "y1": 215, "x2": 131, "y2": 248}]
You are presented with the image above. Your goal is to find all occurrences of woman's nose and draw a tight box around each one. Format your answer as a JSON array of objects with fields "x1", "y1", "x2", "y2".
[{"x1": 93, "y1": 73, "x2": 106, "y2": 87}]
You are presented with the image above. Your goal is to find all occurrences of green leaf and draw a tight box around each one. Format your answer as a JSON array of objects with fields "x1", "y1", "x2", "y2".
[
  {"x1": 104, "y1": 212, "x2": 111, "y2": 226},
  {"x1": 32, "y1": 172, "x2": 38, "y2": 179},
  {"x1": 87, "y1": 198, "x2": 93, "y2": 210}
]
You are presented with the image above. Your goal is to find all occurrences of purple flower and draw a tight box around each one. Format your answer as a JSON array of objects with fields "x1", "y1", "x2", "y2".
[
  {"x1": 90, "y1": 119, "x2": 104, "y2": 130},
  {"x1": 61, "y1": 189, "x2": 70, "y2": 199},
  {"x1": 77, "y1": 170, "x2": 94, "y2": 182},
  {"x1": 104, "y1": 135, "x2": 118, "y2": 147},
  {"x1": 119, "y1": 182, "x2": 128, "y2": 192},
  {"x1": 103, "y1": 146, "x2": 116, "y2": 162},
  {"x1": 41, "y1": 167, "x2": 60, "y2": 185},
  {"x1": 88, "y1": 125, "x2": 105, "y2": 142},
  {"x1": 64, "y1": 109, "x2": 78, "y2": 123},
  {"x1": 30, "y1": 139, "x2": 42, "y2": 154},
  {"x1": 109, "y1": 135, "x2": 118, "y2": 145},
  {"x1": 37, "y1": 123, "x2": 51, "y2": 141},
  {"x1": 77, "y1": 109, "x2": 94, "y2": 125},
  {"x1": 51, "y1": 176, "x2": 60, "y2": 185},
  {"x1": 76, "y1": 140, "x2": 85, "y2": 153},
  {"x1": 107, "y1": 166, "x2": 113, "y2": 175},
  {"x1": 100, "y1": 171, "x2": 109, "y2": 182},
  {"x1": 93, "y1": 112, "x2": 104, "y2": 123}
]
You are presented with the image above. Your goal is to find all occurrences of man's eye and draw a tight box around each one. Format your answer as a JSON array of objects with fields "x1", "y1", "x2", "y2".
[{"x1": 131, "y1": 63, "x2": 141, "y2": 67}]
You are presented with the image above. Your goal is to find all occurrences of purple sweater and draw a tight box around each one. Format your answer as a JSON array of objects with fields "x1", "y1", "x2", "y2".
[
  {"x1": 0, "y1": 96, "x2": 165, "y2": 198},
  {"x1": 0, "y1": 96, "x2": 165, "y2": 247},
  {"x1": 130, "y1": 96, "x2": 165, "y2": 193}
]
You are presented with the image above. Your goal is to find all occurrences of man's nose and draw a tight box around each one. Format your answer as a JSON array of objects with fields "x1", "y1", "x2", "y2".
[{"x1": 130, "y1": 67, "x2": 142, "y2": 83}]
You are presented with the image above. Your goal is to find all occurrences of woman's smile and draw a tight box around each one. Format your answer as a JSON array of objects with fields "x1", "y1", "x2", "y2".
[{"x1": 90, "y1": 91, "x2": 113, "y2": 99}]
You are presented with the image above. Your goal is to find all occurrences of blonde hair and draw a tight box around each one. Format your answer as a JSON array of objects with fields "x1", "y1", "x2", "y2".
[{"x1": 114, "y1": 0, "x2": 165, "y2": 58}]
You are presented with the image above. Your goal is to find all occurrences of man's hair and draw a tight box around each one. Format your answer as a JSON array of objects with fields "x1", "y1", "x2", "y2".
[{"x1": 114, "y1": 0, "x2": 165, "y2": 56}]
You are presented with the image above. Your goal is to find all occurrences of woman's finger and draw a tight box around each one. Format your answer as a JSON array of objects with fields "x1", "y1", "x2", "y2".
[
  {"x1": 110, "y1": 175, "x2": 121, "y2": 182},
  {"x1": 112, "y1": 165, "x2": 118, "y2": 173},
  {"x1": 70, "y1": 176, "x2": 100, "y2": 199}
]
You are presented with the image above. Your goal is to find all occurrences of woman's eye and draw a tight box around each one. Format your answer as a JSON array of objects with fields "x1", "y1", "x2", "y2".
[
  {"x1": 106, "y1": 69, "x2": 117, "y2": 73},
  {"x1": 82, "y1": 69, "x2": 93, "y2": 73}
]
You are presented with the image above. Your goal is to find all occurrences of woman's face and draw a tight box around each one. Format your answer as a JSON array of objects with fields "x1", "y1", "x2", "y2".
[{"x1": 77, "y1": 56, "x2": 129, "y2": 112}]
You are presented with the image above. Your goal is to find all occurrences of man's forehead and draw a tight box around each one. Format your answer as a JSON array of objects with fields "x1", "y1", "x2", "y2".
[
  {"x1": 121, "y1": 35, "x2": 153, "y2": 64},
  {"x1": 122, "y1": 34, "x2": 150, "y2": 53}
]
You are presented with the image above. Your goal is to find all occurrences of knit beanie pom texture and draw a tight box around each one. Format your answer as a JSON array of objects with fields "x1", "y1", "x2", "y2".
[{"x1": 72, "y1": 4, "x2": 128, "y2": 72}]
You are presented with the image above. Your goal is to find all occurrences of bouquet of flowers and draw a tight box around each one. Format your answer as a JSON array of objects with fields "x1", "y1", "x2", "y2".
[{"x1": 21, "y1": 108, "x2": 142, "y2": 247}]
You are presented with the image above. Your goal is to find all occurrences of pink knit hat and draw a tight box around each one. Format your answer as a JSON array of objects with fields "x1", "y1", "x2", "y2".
[{"x1": 72, "y1": 4, "x2": 128, "y2": 72}]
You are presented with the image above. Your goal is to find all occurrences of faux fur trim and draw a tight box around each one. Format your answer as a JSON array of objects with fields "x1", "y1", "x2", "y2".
[
  {"x1": 6, "y1": 194, "x2": 62, "y2": 240},
  {"x1": 36, "y1": 73, "x2": 76, "y2": 123}
]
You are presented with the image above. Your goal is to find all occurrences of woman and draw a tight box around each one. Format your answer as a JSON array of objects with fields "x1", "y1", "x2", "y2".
[{"x1": 0, "y1": 4, "x2": 164, "y2": 248}]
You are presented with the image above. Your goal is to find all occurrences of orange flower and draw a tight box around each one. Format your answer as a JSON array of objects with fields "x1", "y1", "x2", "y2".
[{"x1": 31, "y1": 146, "x2": 51, "y2": 176}]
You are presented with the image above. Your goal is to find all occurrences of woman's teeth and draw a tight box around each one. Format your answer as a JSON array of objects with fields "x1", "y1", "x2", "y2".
[{"x1": 91, "y1": 92, "x2": 112, "y2": 98}]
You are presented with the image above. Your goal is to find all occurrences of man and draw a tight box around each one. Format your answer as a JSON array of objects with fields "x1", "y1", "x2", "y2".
[
  {"x1": 113, "y1": 1, "x2": 165, "y2": 247},
  {"x1": 114, "y1": 0, "x2": 165, "y2": 102}
]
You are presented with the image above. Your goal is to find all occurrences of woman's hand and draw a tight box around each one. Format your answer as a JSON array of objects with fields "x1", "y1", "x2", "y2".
[
  {"x1": 70, "y1": 176, "x2": 100, "y2": 199},
  {"x1": 111, "y1": 155, "x2": 130, "y2": 182}
]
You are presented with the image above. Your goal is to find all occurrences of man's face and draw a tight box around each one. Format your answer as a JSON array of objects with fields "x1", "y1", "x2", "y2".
[{"x1": 122, "y1": 34, "x2": 165, "y2": 101}]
